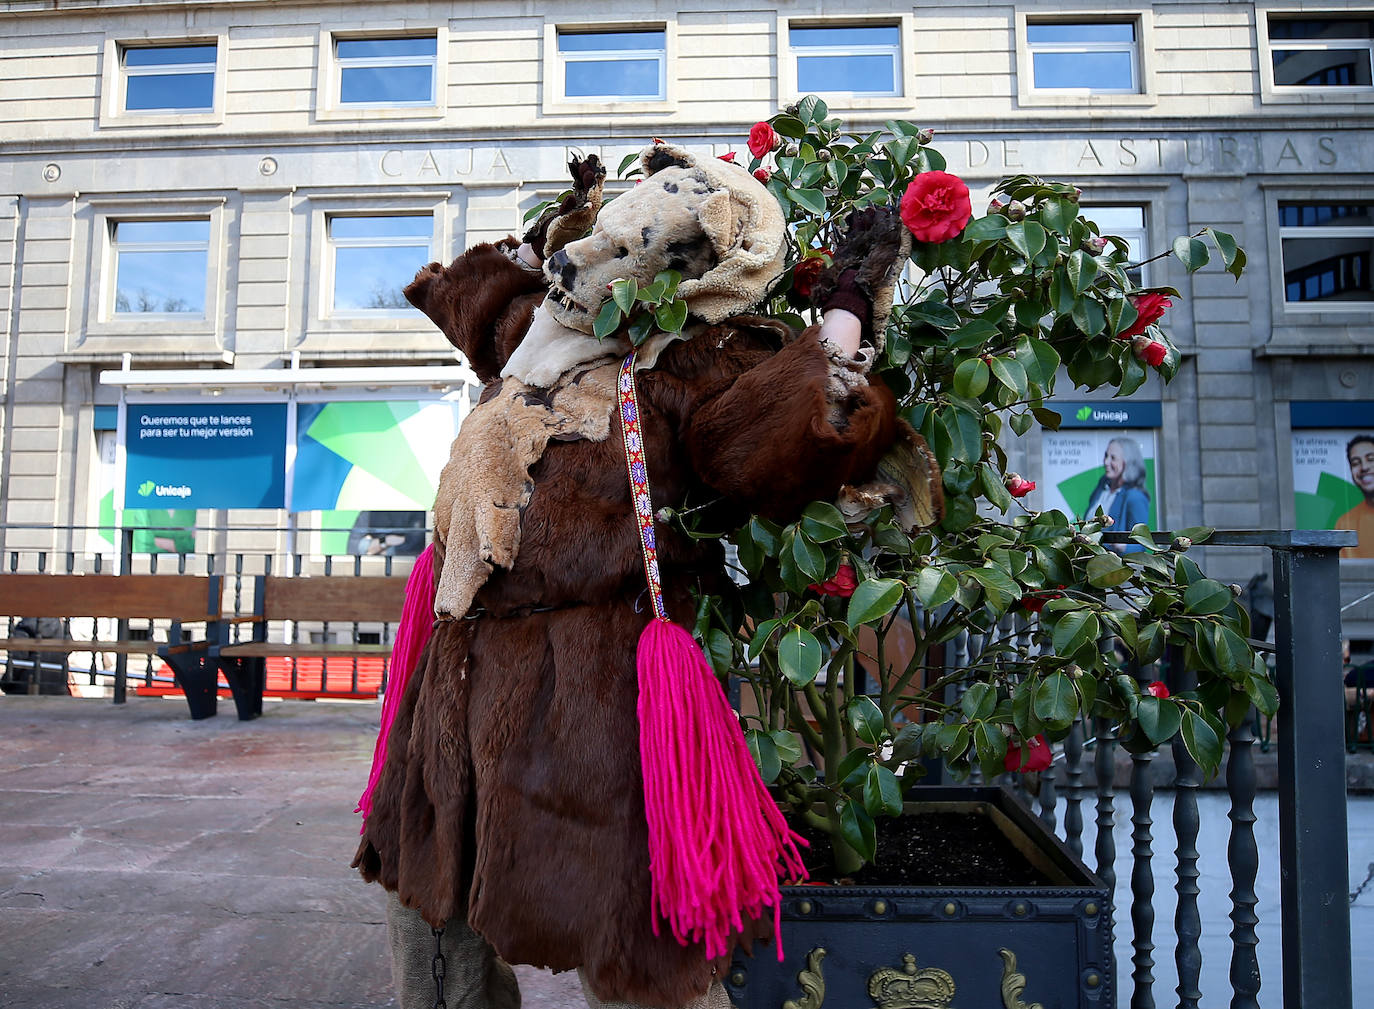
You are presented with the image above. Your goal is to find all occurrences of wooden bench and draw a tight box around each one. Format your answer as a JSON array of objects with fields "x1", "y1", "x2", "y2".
[
  {"x1": 0, "y1": 573, "x2": 228, "y2": 719},
  {"x1": 211, "y1": 574, "x2": 406, "y2": 717}
]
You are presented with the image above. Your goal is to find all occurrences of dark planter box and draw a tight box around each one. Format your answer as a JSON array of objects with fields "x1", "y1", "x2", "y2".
[{"x1": 727, "y1": 786, "x2": 1113, "y2": 1009}]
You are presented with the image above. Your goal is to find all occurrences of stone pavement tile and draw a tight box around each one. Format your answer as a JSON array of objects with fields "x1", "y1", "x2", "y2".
[{"x1": 514, "y1": 964, "x2": 592, "y2": 1009}]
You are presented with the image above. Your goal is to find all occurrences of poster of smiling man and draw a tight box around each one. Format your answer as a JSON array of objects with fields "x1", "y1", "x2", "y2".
[{"x1": 1290, "y1": 403, "x2": 1374, "y2": 559}]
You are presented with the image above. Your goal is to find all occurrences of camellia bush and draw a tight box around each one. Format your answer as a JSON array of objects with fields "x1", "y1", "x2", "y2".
[{"x1": 598, "y1": 98, "x2": 1267, "y2": 876}]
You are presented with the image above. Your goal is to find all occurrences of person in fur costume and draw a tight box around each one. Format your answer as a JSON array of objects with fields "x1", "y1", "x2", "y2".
[{"x1": 354, "y1": 142, "x2": 934, "y2": 1009}]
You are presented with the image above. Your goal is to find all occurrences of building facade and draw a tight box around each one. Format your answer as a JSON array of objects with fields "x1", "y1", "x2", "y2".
[{"x1": 2, "y1": 0, "x2": 1373, "y2": 630}]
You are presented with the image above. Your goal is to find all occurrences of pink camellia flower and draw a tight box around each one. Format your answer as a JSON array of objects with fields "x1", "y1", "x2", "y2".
[
  {"x1": 1146, "y1": 680, "x2": 1171, "y2": 699},
  {"x1": 1119, "y1": 292, "x2": 1173, "y2": 340},
  {"x1": 748, "y1": 121, "x2": 778, "y2": 159},
  {"x1": 1132, "y1": 337, "x2": 1169, "y2": 367},
  {"x1": 899, "y1": 170, "x2": 973, "y2": 243},
  {"x1": 1005, "y1": 734, "x2": 1053, "y2": 773},
  {"x1": 809, "y1": 563, "x2": 858, "y2": 598},
  {"x1": 1084, "y1": 235, "x2": 1109, "y2": 255},
  {"x1": 1005, "y1": 474, "x2": 1036, "y2": 498},
  {"x1": 718, "y1": 151, "x2": 737, "y2": 163},
  {"x1": 753, "y1": 167, "x2": 771, "y2": 184}
]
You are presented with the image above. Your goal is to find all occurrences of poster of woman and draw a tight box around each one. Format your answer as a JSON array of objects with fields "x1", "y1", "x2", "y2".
[
  {"x1": 1042, "y1": 430, "x2": 1158, "y2": 553},
  {"x1": 1291, "y1": 429, "x2": 1374, "y2": 559}
]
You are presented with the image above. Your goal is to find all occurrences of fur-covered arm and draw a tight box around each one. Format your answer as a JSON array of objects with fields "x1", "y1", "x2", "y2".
[
  {"x1": 403, "y1": 242, "x2": 548, "y2": 384},
  {"x1": 685, "y1": 327, "x2": 897, "y2": 522}
]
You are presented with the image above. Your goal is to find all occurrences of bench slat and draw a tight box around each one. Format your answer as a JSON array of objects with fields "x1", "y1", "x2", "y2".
[
  {"x1": 0, "y1": 637, "x2": 160, "y2": 654},
  {"x1": 0, "y1": 574, "x2": 220, "y2": 620},
  {"x1": 220, "y1": 641, "x2": 392, "y2": 659},
  {"x1": 259, "y1": 575, "x2": 406, "y2": 624}
]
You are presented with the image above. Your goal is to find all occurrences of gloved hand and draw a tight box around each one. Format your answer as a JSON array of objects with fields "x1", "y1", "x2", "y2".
[
  {"x1": 811, "y1": 205, "x2": 911, "y2": 345},
  {"x1": 522, "y1": 154, "x2": 606, "y2": 261}
]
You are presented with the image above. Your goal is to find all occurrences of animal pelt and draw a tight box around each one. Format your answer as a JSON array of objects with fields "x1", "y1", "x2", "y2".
[
  {"x1": 361, "y1": 245, "x2": 901, "y2": 1008},
  {"x1": 431, "y1": 359, "x2": 620, "y2": 619}
]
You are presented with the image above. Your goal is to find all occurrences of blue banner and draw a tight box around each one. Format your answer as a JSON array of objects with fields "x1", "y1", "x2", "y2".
[
  {"x1": 1290, "y1": 401, "x2": 1374, "y2": 428},
  {"x1": 1052, "y1": 401, "x2": 1162, "y2": 429},
  {"x1": 124, "y1": 403, "x2": 288, "y2": 509}
]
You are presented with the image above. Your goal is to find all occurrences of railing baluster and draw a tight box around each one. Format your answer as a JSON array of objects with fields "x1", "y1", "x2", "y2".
[
  {"x1": 1093, "y1": 717, "x2": 1116, "y2": 892},
  {"x1": 1130, "y1": 739, "x2": 1156, "y2": 1009},
  {"x1": 1227, "y1": 716, "x2": 1260, "y2": 1009},
  {"x1": 1172, "y1": 662, "x2": 1203, "y2": 1009},
  {"x1": 1063, "y1": 718, "x2": 1085, "y2": 858}
]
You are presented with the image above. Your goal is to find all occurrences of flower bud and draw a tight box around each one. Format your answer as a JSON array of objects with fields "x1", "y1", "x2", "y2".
[
  {"x1": 784, "y1": 103, "x2": 800, "y2": 116},
  {"x1": 1230, "y1": 582, "x2": 1244, "y2": 597},
  {"x1": 656, "y1": 507, "x2": 675, "y2": 523},
  {"x1": 918, "y1": 128, "x2": 936, "y2": 144},
  {"x1": 989, "y1": 197, "x2": 1006, "y2": 213},
  {"x1": 783, "y1": 143, "x2": 800, "y2": 157},
  {"x1": 1172, "y1": 535, "x2": 1192, "y2": 551},
  {"x1": 1083, "y1": 236, "x2": 1109, "y2": 255},
  {"x1": 818, "y1": 148, "x2": 832, "y2": 162},
  {"x1": 1069, "y1": 187, "x2": 1083, "y2": 203},
  {"x1": 1006, "y1": 200, "x2": 1027, "y2": 222}
]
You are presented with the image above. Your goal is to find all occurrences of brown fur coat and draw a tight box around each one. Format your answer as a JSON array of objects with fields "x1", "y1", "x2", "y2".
[{"x1": 354, "y1": 243, "x2": 897, "y2": 1007}]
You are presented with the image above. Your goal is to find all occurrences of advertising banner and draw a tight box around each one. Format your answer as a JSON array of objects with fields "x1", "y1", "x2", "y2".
[
  {"x1": 124, "y1": 403, "x2": 288, "y2": 509},
  {"x1": 1042, "y1": 429, "x2": 1159, "y2": 530},
  {"x1": 1290, "y1": 404, "x2": 1374, "y2": 559}
]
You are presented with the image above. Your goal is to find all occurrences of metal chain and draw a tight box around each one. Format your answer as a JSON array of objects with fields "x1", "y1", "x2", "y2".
[{"x1": 431, "y1": 925, "x2": 447, "y2": 1009}]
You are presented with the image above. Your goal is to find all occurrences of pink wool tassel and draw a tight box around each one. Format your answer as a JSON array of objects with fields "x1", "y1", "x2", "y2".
[
  {"x1": 356, "y1": 542, "x2": 436, "y2": 827},
  {"x1": 637, "y1": 617, "x2": 808, "y2": 962}
]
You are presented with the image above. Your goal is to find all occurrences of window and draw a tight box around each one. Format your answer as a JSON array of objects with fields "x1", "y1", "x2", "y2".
[
  {"x1": 1279, "y1": 203, "x2": 1374, "y2": 306},
  {"x1": 788, "y1": 24, "x2": 902, "y2": 97},
  {"x1": 121, "y1": 44, "x2": 216, "y2": 112},
  {"x1": 110, "y1": 219, "x2": 210, "y2": 316},
  {"x1": 1269, "y1": 16, "x2": 1374, "y2": 89},
  {"x1": 336, "y1": 36, "x2": 438, "y2": 105},
  {"x1": 556, "y1": 29, "x2": 666, "y2": 101},
  {"x1": 1026, "y1": 21, "x2": 1139, "y2": 92},
  {"x1": 328, "y1": 215, "x2": 433, "y2": 315},
  {"x1": 1084, "y1": 205, "x2": 1148, "y2": 286}
]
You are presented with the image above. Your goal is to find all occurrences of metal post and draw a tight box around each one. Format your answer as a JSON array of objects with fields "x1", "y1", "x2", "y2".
[
  {"x1": 113, "y1": 526, "x2": 133, "y2": 704},
  {"x1": 1272, "y1": 543, "x2": 1353, "y2": 1009}
]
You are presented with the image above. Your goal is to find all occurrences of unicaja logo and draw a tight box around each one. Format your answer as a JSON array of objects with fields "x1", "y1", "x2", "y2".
[
  {"x1": 1076, "y1": 406, "x2": 1093, "y2": 421},
  {"x1": 137, "y1": 480, "x2": 155, "y2": 497},
  {"x1": 139, "y1": 481, "x2": 192, "y2": 499}
]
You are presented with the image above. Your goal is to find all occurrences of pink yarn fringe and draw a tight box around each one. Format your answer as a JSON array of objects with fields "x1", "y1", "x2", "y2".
[
  {"x1": 637, "y1": 618, "x2": 808, "y2": 962},
  {"x1": 355, "y1": 542, "x2": 436, "y2": 828}
]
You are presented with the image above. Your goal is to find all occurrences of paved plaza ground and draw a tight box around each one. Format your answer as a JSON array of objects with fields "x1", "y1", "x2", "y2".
[{"x1": 0, "y1": 694, "x2": 1368, "y2": 1008}]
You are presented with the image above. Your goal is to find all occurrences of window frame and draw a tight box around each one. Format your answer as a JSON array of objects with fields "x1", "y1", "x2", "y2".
[
  {"x1": 317, "y1": 26, "x2": 448, "y2": 122},
  {"x1": 107, "y1": 218, "x2": 213, "y2": 320},
  {"x1": 1260, "y1": 11, "x2": 1374, "y2": 104},
  {"x1": 99, "y1": 34, "x2": 228, "y2": 129},
  {"x1": 299, "y1": 193, "x2": 453, "y2": 359},
  {"x1": 1014, "y1": 11, "x2": 1156, "y2": 108},
  {"x1": 1276, "y1": 201, "x2": 1374, "y2": 311},
  {"x1": 325, "y1": 212, "x2": 437, "y2": 319},
  {"x1": 1079, "y1": 203, "x2": 1153, "y2": 288},
  {"x1": 543, "y1": 21, "x2": 677, "y2": 114},
  {"x1": 778, "y1": 15, "x2": 914, "y2": 109}
]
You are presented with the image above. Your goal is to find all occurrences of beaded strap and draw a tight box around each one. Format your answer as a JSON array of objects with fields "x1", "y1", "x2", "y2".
[{"x1": 618, "y1": 352, "x2": 668, "y2": 622}]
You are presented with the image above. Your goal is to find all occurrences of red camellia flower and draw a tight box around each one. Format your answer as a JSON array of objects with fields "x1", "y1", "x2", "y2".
[
  {"x1": 1134, "y1": 338, "x2": 1169, "y2": 368},
  {"x1": 1005, "y1": 475, "x2": 1036, "y2": 498},
  {"x1": 1018, "y1": 591, "x2": 1063, "y2": 614},
  {"x1": 718, "y1": 151, "x2": 737, "y2": 163},
  {"x1": 900, "y1": 171, "x2": 973, "y2": 243},
  {"x1": 753, "y1": 167, "x2": 771, "y2": 184},
  {"x1": 1005, "y1": 734, "x2": 1053, "y2": 773},
  {"x1": 1146, "y1": 680, "x2": 1171, "y2": 699},
  {"x1": 1119, "y1": 292, "x2": 1173, "y2": 340},
  {"x1": 810, "y1": 563, "x2": 858, "y2": 598},
  {"x1": 748, "y1": 121, "x2": 778, "y2": 159},
  {"x1": 793, "y1": 255, "x2": 828, "y2": 298}
]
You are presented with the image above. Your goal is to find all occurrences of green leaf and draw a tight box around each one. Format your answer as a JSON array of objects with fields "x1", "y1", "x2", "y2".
[
  {"x1": 626, "y1": 312, "x2": 655, "y2": 346},
  {"x1": 1245, "y1": 671, "x2": 1280, "y2": 716},
  {"x1": 1206, "y1": 228, "x2": 1247, "y2": 280},
  {"x1": 1183, "y1": 578, "x2": 1232, "y2": 615},
  {"x1": 1172, "y1": 235, "x2": 1210, "y2": 273},
  {"x1": 592, "y1": 300, "x2": 622, "y2": 340},
  {"x1": 1033, "y1": 672, "x2": 1078, "y2": 730},
  {"x1": 1086, "y1": 552, "x2": 1132, "y2": 588},
  {"x1": 653, "y1": 298, "x2": 688, "y2": 334},
  {"x1": 954, "y1": 357, "x2": 991, "y2": 398},
  {"x1": 967, "y1": 565, "x2": 1020, "y2": 612},
  {"x1": 1068, "y1": 249, "x2": 1099, "y2": 295},
  {"x1": 979, "y1": 463, "x2": 1014, "y2": 513},
  {"x1": 847, "y1": 577, "x2": 905, "y2": 626},
  {"x1": 791, "y1": 187, "x2": 828, "y2": 215},
  {"x1": 770, "y1": 729, "x2": 803, "y2": 765},
  {"x1": 654, "y1": 269, "x2": 681, "y2": 300},
  {"x1": 891, "y1": 723, "x2": 923, "y2": 765},
  {"x1": 1181, "y1": 708, "x2": 1224, "y2": 774},
  {"x1": 1040, "y1": 198, "x2": 1077, "y2": 236},
  {"x1": 611, "y1": 277, "x2": 638, "y2": 314},
  {"x1": 1137, "y1": 695, "x2": 1183, "y2": 745},
  {"x1": 1017, "y1": 336, "x2": 1061, "y2": 388},
  {"x1": 964, "y1": 215, "x2": 1008, "y2": 242},
  {"x1": 1072, "y1": 297, "x2": 1106, "y2": 337},
  {"x1": 617, "y1": 152, "x2": 640, "y2": 177},
  {"x1": 1176, "y1": 526, "x2": 1216, "y2": 544},
  {"x1": 848, "y1": 694, "x2": 887, "y2": 747},
  {"x1": 989, "y1": 356, "x2": 1029, "y2": 398},
  {"x1": 863, "y1": 763, "x2": 904, "y2": 817},
  {"x1": 962, "y1": 681, "x2": 997, "y2": 721},
  {"x1": 839, "y1": 799, "x2": 877, "y2": 863},
  {"x1": 1207, "y1": 623, "x2": 1253, "y2": 677},
  {"x1": 746, "y1": 729, "x2": 781, "y2": 783},
  {"x1": 827, "y1": 158, "x2": 850, "y2": 189},
  {"x1": 797, "y1": 95, "x2": 828, "y2": 126},
  {"x1": 748, "y1": 618, "x2": 781, "y2": 660},
  {"x1": 915, "y1": 567, "x2": 958, "y2": 607},
  {"x1": 834, "y1": 746, "x2": 873, "y2": 788},
  {"x1": 1005, "y1": 221, "x2": 1048, "y2": 261},
  {"x1": 949, "y1": 318, "x2": 1001, "y2": 350},
  {"x1": 705, "y1": 627, "x2": 733, "y2": 674},
  {"x1": 791, "y1": 532, "x2": 826, "y2": 583},
  {"x1": 1052, "y1": 610, "x2": 1100, "y2": 657},
  {"x1": 772, "y1": 114, "x2": 806, "y2": 139},
  {"x1": 974, "y1": 720, "x2": 1009, "y2": 776},
  {"x1": 778, "y1": 626, "x2": 822, "y2": 686},
  {"x1": 801, "y1": 501, "x2": 848, "y2": 543}
]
